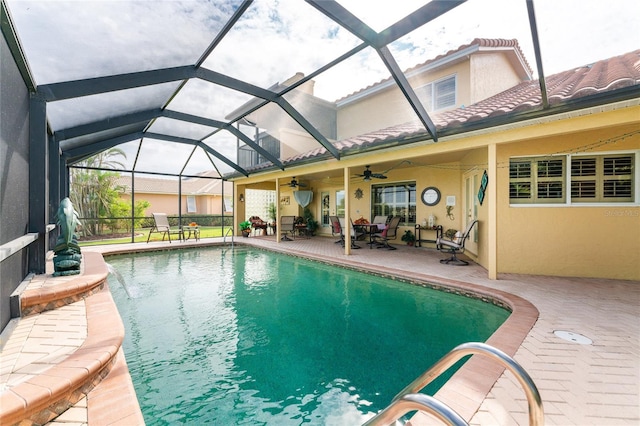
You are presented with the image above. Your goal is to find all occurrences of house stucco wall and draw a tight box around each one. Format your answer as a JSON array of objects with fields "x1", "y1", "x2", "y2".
[
  {"x1": 121, "y1": 193, "x2": 177, "y2": 215},
  {"x1": 470, "y1": 53, "x2": 522, "y2": 105},
  {"x1": 336, "y1": 61, "x2": 475, "y2": 140},
  {"x1": 279, "y1": 128, "x2": 322, "y2": 160},
  {"x1": 121, "y1": 193, "x2": 227, "y2": 216},
  {"x1": 495, "y1": 120, "x2": 640, "y2": 280},
  {"x1": 336, "y1": 83, "x2": 423, "y2": 140}
]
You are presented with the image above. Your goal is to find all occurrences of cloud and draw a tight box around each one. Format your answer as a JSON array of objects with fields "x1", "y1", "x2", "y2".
[
  {"x1": 8, "y1": 0, "x2": 232, "y2": 84},
  {"x1": 7, "y1": 0, "x2": 639, "y2": 177},
  {"x1": 202, "y1": 0, "x2": 362, "y2": 90}
]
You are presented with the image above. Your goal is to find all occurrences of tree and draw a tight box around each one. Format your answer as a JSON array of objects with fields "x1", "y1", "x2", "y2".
[
  {"x1": 108, "y1": 199, "x2": 151, "y2": 233},
  {"x1": 70, "y1": 149, "x2": 126, "y2": 236}
]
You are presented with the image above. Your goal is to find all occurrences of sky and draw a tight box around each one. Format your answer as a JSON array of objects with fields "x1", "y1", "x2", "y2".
[{"x1": 6, "y1": 0, "x2": 640, "y2": 176}]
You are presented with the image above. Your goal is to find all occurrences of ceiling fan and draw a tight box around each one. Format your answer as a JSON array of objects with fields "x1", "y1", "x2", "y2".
[
  {"x1": 356, "y1": 165, "x2": 388, "y2": 181},
  {"x1": 282, "y1": 177, "x2": 308, "y2": 188}
]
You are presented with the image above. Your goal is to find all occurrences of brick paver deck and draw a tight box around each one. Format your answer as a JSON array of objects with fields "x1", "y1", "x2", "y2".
[{"x1": 1, "y1": 235, "x2": 638, "y2": 425}]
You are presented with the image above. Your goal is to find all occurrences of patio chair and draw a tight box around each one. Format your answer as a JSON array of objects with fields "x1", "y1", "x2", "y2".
[
  {"x1": 147, "y1": 213, "x2": 183, "y2": 243},
  {"x1": 338, "y1": 217, "x2": 361, "y2": 249},
  {"x1": 280, "y1": 215, "x2": 296, "y2": 241},
  {"x1": 350, "y1": 218, "x2": 367, "y2": 241},
  {"x1": 372, "y1": 215, "x2": 388, "y2": 227},
  {"x1": 436, "y1": 220, "x2": 478, "y2": 265},
  {"x1": 369, "y1": 215, "x2": 388, "y2": 237},
  {"x1": 249, "y1": 216, "x2": 268, "y2": 236},
  {"x1": 329, "y1": 215, "x2": 342, "y2": 244},
  {"x1": 371, "y1": 216, "x2": 401, "y2": 250}
]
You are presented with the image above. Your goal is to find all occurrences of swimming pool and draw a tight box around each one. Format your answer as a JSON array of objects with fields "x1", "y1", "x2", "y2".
[{"x1": 107, "y1": 247, "x2": 509, "y2": 425}]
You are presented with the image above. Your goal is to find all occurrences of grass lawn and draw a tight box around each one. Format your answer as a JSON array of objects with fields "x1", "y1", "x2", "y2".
[{"x1": 78, "y1": 226, "x2": 232, "y2": 246}]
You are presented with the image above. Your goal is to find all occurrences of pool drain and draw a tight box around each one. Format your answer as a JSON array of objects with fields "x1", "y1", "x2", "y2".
[{"x1": 553, "y1": 330, "x2": 593, "y2": 345}]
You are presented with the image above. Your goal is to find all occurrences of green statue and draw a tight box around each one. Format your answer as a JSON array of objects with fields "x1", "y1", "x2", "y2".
[{"x1": 52, "y1": 197, "x2": 82, "y2": 276}]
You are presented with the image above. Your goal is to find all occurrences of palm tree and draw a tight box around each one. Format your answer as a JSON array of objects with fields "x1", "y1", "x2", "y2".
[{"x1": 70, "y1": 149, "x2": 126, "y2": 236}]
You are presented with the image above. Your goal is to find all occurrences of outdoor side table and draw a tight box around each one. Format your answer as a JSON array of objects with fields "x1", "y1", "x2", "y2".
[
  {"x1": 415, "y1": 225, "x2": 442, "y2": 247},
  {"x1": 183, "y1": 226, "x2": 200, "y2": 241}
]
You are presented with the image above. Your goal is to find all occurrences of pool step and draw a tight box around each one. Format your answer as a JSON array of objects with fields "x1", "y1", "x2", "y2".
[
  {"x1": 0, "y1": 252, "x2": 143, "y2": 425},
  {"x1": 11, "y1": 252, "x2": 108, "y2": 317}
]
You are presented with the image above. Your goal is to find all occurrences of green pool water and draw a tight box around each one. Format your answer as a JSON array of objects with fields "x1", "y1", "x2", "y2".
[{"x1": 107, "y1": 247, "x2": 508, "y2": 425}]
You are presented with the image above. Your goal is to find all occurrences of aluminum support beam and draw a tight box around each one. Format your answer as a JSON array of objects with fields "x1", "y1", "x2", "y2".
[
  {"x1": 526, "y1": 0, "x2": 549, "y2": 109},
  {"x1": 54, "y1": 108, "x2": 162, "y2": 141},
  {"x1": 377, "y1": 1, "x2": 466, "y2": 46},
  {"x1": 276, "y1": 97, "x2": 341, "y2": 159},
  {"x1": 38, "y1": 66, "x2": 196, "y2": 101},
  {"x1": 144, "y1": 132, "x2": 248, "y2": 176},
  {"x1": 162, "y1": 110, "x2": 285, "y2": 169},
  {"x1": 48, "y1": 136, "x2": 61, "y2": 250},
  {"x1": 377, "y1": 46, "x2": 438, "y2": 141},
  {"x1": 28, "y1": 95, "x2": 48, "y2": 273}
]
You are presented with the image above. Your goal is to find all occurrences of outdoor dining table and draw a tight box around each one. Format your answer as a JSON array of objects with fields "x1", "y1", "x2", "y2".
[{"x1": 356, "y1": 223, "x2": 384, "y2": 248}]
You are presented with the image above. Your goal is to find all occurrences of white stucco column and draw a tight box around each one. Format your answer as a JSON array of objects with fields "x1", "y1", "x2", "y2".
[
  {"x1": 344, "y1": 167, "x2": 351, "y2": 255},
  {"x1": 488, "y1": 143, "x2": 498, "y2": 279}
]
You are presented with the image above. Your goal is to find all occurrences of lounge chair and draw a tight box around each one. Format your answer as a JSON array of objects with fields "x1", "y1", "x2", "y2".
[
  {"x1": 436, "y1": 220, "x2": 478, "y2": 265},
  {"x1": 280, "y1": 215, "x2": 296, "y2": 241},
  {"x1": 147, "y1": 213, "x2": 183, "y2": 243},
  {"x1": 371, "y1": 216, "x2": 401, "y2": 250}
]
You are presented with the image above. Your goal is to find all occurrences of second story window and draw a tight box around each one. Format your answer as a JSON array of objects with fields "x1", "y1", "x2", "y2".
[{"x1": 416, "y1": 75, "x2": 456, "y2": 111}]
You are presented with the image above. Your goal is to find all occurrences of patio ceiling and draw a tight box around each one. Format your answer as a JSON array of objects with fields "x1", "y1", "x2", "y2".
[{"x1": 3, "y1": 0, "x2": 639, "y2": 179}]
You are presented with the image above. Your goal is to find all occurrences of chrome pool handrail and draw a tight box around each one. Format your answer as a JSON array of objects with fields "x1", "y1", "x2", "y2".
[
  {"x1": 223, "y1": 227, "x2": 234, "y2": 248},
  {"x1": 364, "y1": 393, "x2": 467, "y2": 426},
  {"x1": 364, "y1": 342, "x2": 543, "y2": 426}
]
